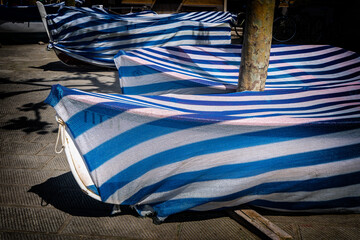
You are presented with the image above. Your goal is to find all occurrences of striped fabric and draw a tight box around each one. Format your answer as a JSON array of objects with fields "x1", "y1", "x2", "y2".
[
  {"x1": 45, "y1": 46, "x2": 360, "y2": 220},
  {"x1": 45, "y1": 6, "x2": 232, "y2": 68},
  {"x1": 115, "y1": 44, "x2": 360, "y2": 94}
]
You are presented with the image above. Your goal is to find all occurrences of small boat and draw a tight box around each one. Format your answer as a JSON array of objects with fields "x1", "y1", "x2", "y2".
[
  {"x1": 45, "y1": 45, "x2": 360, "y2": 222},
  {"x1": 37, "y1": 2, "x2": 233, "y2": 68}
]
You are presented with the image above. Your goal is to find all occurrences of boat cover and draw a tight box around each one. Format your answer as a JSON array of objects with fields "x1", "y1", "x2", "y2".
[
  {"x1": 115, "y1": 44, "x2": 360, "y2": 95},
  {"x1": 45, "y1": 44, "x2": 360, "y2": 219},
  {"x1": 45, "y1": 7, "x2": 232, "y2": 68}
]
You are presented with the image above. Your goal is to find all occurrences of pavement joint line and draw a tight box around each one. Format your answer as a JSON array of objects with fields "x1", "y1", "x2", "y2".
[
  {"x1": 34, "y1": 143, "x2": 51, "y2": 155},
  {"x1": 0, "y1": 203, "x2": 55, "y2": 210},
  {"x1": 175, "y1": 223, "x2": 182, "y2": 239},
  {"x1": 56, "y1": 214, "x2": 73, "y2": 235},
  {"x1": 0, "y1": 165, "x2": 49, "y2": 170},
  {"x1": 0, "y1": 230, "x2": 127, "y2": 240},
  {"x1": 40, "y1": 155, "x2": 57, "y2": 170},
  {"x1": 29, "y1": 133, "x2": 43, "y2": 143}
]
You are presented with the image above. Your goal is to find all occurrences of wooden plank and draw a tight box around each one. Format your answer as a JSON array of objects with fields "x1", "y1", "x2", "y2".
[{"x1": 228, "y1": 208, "x2": 293, "y2": 240}]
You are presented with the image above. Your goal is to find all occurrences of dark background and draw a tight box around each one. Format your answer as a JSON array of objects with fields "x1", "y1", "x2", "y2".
[
  {"x1": 227, "y1": 0, "x2": 360, "y2": 54},
  {"x1": 1, "y1": 0, "x2": 359, "y2": 53}
]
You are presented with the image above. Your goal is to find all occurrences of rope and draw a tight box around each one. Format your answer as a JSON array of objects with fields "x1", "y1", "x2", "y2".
[{"x1": 55, "y1": 116, "x2": 66, "y2": 154}]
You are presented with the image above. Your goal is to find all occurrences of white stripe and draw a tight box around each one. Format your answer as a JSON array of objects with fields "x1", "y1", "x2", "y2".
[
  {"x1": 127, "y1": 86, "x2": 359, "y2": 113},
  {"x1": 143, "y1": 158, "x2": 360, "y2": 206},
  {"x1": 61, "y1": 22, "x2": 230, "y2": 47},
  {"x1": 105, "y1": 129, "x2": 360, "y2": 203},
  {"x1": 269, "y1": 47, "x2": 344, "y2": 61},
  {"x1": 92, "y1": 124, "x2": 278, "y2": 187},
  {"x1": 192, "y1": 182, "x2": 360, "y2": 212}
]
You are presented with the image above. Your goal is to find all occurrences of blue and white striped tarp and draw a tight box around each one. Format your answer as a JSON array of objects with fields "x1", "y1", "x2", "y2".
[
  {"x1": 45, "y1": 6, "x2": 232, "y2": 68},
  {"x1": 45, "y1": 44, "x2": 360, "y2": 220},
  {"x1": 114, "y1": 44, "x2": 360, "y2": 95}
]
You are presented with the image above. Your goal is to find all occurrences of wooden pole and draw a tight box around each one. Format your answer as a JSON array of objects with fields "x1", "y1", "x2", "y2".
[{"x1": 237, "y1": 0, "x2": 275, "y2": 92}]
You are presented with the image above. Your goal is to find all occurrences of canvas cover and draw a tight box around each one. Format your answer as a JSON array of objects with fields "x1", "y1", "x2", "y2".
[
  {"x1": 114, "y1": 44, "x2": 360, "y2": 94},
  {"x1": 45, "y1": 71, "x2": 360, "y2": 220},
  {"x1": 45, "y1": 7, "x2": 232, "y2": 68}
]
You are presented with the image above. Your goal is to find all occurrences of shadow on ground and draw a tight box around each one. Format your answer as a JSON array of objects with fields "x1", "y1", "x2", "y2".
[
  {"x1": 29, "y1": 172, "x2": 115, "y2": 217},
  {"x1": 1, "y1": 101, "x2": 54, "y2": 135},
  {"x1": 29, "y1": 171, "x2": 229, "y2": 223},
  {"x1": 31, "y1": 61, "x2": 112, "y2": 73},
  {"x1": 30, "y1": 61, "x2": 120, "y2": 94},
  {"x1": 0, "y1": 62, "x2": 119, "y2": 135}
]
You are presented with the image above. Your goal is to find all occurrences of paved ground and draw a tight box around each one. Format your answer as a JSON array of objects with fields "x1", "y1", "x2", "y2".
[{"x1": 0, "y1": 43, "x2": 360, "y2": 240}]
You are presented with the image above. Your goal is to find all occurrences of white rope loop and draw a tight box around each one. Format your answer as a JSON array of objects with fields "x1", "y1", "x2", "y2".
[{"x1": 55, "y1": 116, "x2": 66, "y2": 154}]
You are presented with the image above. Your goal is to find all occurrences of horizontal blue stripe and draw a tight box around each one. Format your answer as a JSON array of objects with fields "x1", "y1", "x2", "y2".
[
  {"x1": 84, "y1": 118, "x2": 211, "y2": 172},
  {"x1": 55, "y1": 47, "x2": 117, "y2": 57},
  {"x1": 269, "y1": 48, "x2": 348, "y2": 64},
  {"x1": 154, "y1": 197, "x2": 360, "y2": 218},
  {"x1": 216, "y1": 171, "x2": 360, "y2": 207},
  {"x1": 121, "y1": 80, "x2": 226, "y2": 95},
  {"x1": 119, "y1": 64, "x2": 235, "y2": 81},
  {"x1": 175, "y1": 107, "x2": 360, "y2": 123},
  {"x1": 48, "y1": 7, "x2": 113, "y2": 28},
  {"x1": 144, "y1": 171, "x2": 360, "y2": 217},
  {"x1": 100, "y1": 123, "x2": 359, "y2": 201},
  {"x1": 268, "y1": 52, "x2": 360, "y2": 71},
  {"x1": 151, "y1": 44, "x2": 241, "y2": 58},
  {"x1": 141, "y1": 44, "x2": 336, "y2": 60},
  {"x1": 118, "y1": 50, "x2": 359, "y2": 89},
  {"x1": 268, "y1": 61, "x2": 360, "y2": 79},
  {"x1": 267, "y1": 71, "x2": 360, "y2": 84},
  {"x1": 61, "y1": 34, "x2": 230, "y2": 53},
  {"x1": 266, "y1": 79, "x2": 360, "y2": 89},
  {"x1": 51, "y1": 11, "x2": 230, "y2": 40},
  {"x1": 147, "y1": 88, "x2": 360, "y2": 106},
  {"x1": 270, "y1": 45, "x2": 333, "y2": 56},
  {"x1": 115, "y1": 46, "x2": 360, "y2": 95},
  {"x1": 100, "y1": 87, "x2": 360, "y2": 117},
  {"x1": 118, "y1": 52, "x2": 237, "y2": 80},
  {"x1": 140, "y1": 47, "x2": 240, "y2": 65},
  {"x1": 190, "y1": 100, "x2": 360, "y2": 116},
  {"x1": 123, "y1": 144, "x2": 360, "y2": 204},
  {"x1": 250, "y1": 196, "x2": 360, "y2": 211},
  {"x1": 61, "y1": 26, "x2": 230, "y2": 47}
]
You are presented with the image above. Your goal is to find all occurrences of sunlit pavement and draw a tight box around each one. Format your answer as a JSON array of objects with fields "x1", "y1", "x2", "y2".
[{"x1": 0, "y1": 43, "x2": 359, "y2": 240}]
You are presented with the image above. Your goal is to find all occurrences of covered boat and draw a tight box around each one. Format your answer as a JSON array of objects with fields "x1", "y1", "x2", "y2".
[
  {"x1": 38, "y1": 4, "x2": 233, "y2": 68},
  {"x1": 114, "y1": 44, "x2": 360, "y2": 94},
  {"x1": 45, "y1": 45, "x2": 360, "y2": 221}
]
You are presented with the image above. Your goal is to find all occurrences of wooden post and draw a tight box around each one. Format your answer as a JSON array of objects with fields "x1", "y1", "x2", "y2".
[{"x1": 237, "y1": 0, "x2": 275, "y2": 92}]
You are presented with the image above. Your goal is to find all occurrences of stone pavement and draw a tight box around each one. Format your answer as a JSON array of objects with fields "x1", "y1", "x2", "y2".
[{"x1": 0, "y1": 44, "x2": 359, "y2": 240}]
